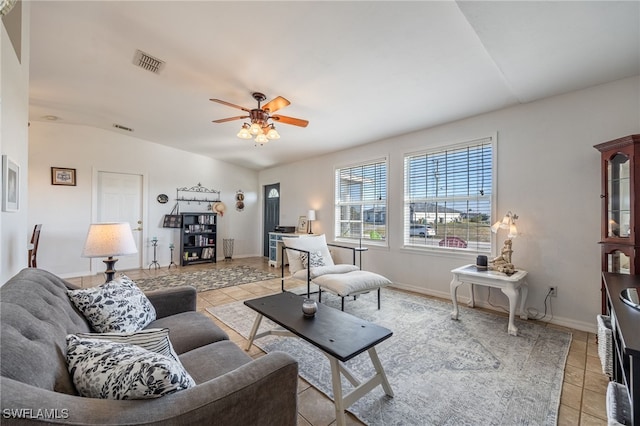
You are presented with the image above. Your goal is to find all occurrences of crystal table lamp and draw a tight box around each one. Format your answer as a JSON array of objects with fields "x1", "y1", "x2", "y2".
[{"x1": 82, "y1": 222, "x2": 138, "y2": 283}]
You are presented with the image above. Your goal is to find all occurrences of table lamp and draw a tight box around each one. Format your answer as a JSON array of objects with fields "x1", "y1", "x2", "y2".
[
  {"x1": 307, "y1": 210, "x2": 316, "y2": 234},
  {"x1": 82, "y1": 222, "x2": 138, "y2": 282},
  {"x1": 489, "y1": 211, "x2": 519, "y2": 274}
]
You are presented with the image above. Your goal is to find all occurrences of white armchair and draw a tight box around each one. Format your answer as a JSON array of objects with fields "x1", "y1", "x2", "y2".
[{"x1": 280, "y1": 234, "x2": 391, "y2": 310}]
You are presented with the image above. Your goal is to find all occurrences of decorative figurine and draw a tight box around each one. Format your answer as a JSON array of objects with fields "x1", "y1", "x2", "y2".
[{"x1": 489, "y1": 239, "x2": 515, "y2": 275}]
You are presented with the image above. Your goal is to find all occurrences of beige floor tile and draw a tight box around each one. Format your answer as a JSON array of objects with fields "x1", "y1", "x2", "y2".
[
  {"x1": 585, "y1": 355, "x2": 603, "y2": 374},
  {"x1": 564, "y1": 364, "x2": 585, "y2": 387},
  {"x1": 570, "y1": 339, "x2": 587, "y2": 353},
  {"x1": 567, "y1": 350, "x2": 587, "y2": 370},
  {"x1": 584, "y1": 370, "x2": 609, "y2": 394},
  {"x1": 558, "y1": 404, "x2": 580, "y2": 426},
  {"x1": 297, "y1": 386, "x2": 338, "y2": 426},
  {"x1": 582, "y1": 389, "x2": 607, "y2": 420},
  {"x1": 580, "y1": 411, "x2": 607, "y2": 426},
  {"x1": 561, "y1": 382, "x2": 583, "y2": 410}
]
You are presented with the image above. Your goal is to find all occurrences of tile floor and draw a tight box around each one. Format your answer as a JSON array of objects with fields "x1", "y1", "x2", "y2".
[{"x1": 67, "y1": 257, "x2": 609, "y2": 426}]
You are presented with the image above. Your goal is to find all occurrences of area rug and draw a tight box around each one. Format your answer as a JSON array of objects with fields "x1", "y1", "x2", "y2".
[
  {"x1": 207, "y1": 288, "x2": 571, "y2": 425},
  {"x1": 133, "y1": 266, "x2": 277, "y2": 292}
]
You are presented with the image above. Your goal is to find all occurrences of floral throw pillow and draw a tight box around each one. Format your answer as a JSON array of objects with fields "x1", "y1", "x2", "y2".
[
  {"x1": 66, "y1": 335, "x2": 195, "y2": 400},
  {"x1": 300, "y1": 251, "x2": 326, "y2": 269},
  {"x1": 75, "y1": 328, "x2": 179, "y2": 362},
  {"x1": 67, "y1": 275, "x2": 156, "y2": 333}
]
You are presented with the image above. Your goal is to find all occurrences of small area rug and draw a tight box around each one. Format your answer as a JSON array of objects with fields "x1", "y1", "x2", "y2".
[
  {"x1": 134, "y1": 266, "x2": 277, "y2": 292},
  {"x1": 208, "y1": 288, "x2": 571, "y2": 425}
]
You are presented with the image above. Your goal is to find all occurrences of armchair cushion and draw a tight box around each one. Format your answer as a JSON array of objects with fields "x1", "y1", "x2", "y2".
[
  {"x1": 282, "y1": 234, "x2": 334, "y2": 274},
  {"x1": 292, "y1": 264, "x2": 360, "y2": 281}
]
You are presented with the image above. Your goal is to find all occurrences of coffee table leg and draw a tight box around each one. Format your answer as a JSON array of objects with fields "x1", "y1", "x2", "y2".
[
  {"x1": 368, "y1": 347, "x2": 394, "y2": 397},
  {"x1": 245, "y1": 313, "x2": 263, "y2": 351},
  {"x1": 329, "y1": 357, "x2": 347, "y2": 426}
]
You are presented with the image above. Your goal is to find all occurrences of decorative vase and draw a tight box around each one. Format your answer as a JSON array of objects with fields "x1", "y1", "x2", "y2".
[{"x1": 302, "y1": 299, "x2": 318, "y2": 317}]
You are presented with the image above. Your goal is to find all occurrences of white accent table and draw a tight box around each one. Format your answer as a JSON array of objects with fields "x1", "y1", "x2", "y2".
[{"x1": 450, "y1": 264, "x2": 529, "y2": 336}]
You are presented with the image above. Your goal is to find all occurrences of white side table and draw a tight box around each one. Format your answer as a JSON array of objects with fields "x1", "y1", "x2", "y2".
[{"x1": 450, "y1": 264, "x2": 529, "y2": 336}]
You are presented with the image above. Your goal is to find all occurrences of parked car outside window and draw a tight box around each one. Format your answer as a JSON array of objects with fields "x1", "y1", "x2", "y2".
[{"x1": 409, "y1": 224, "x2": 435, "y2": 238}]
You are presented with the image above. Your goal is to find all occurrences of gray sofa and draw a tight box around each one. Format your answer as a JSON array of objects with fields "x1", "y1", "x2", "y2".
[{"x1": 0, "y1": 268, "x2": 298, "y2": 425}]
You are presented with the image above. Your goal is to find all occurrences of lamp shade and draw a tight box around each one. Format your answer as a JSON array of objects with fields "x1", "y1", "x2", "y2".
[
  {"x1": 82, "y1": 223, "x2": 138, "y2": 258},
  {"x1": 307, "y1": 210, "x2": 316, "y2": 221}
]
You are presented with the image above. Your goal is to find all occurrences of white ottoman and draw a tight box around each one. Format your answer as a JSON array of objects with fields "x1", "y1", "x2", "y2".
[{"x1": 313, "y1": 270, "x2": 392, "y2": 310}]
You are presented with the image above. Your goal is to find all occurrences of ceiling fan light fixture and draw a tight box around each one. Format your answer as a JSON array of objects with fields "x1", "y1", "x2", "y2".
[
  {"x1": 249, "y1": 122, "x2": 262, "y2": 135},
  {"x1": 266, "y1": 125, "x2": 280, "y2": 140},
  {"x1": 237, "y1": 123, "x2": 252, "y2": 139},
  {"x1": 255, "y1": 133, "x2": 268, "y2": 144}
]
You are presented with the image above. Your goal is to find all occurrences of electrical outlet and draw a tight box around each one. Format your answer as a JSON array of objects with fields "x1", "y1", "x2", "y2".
[{"x1": 548, "y1": 286, "x2": 557, "y2": 297}]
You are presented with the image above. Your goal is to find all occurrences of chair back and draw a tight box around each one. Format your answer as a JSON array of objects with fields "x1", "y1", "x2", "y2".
[{"x1": 29, "y1": 224, "x2": 42, "y2": 268}]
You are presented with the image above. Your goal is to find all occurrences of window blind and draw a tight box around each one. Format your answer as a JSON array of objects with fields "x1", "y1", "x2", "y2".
[
  {"x1": 335, "y1": 159, "x2": 387, "y2": 243},
  {"x1": 404, "y1": 137, "x2": 493, "y2": 252}
]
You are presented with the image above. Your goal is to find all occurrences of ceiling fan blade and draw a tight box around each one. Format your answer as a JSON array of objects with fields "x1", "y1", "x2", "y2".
[
  {"x1": 210, "y1": 99, "x2": 251, "y2": 112},
  {"x1": 262, "y1": 96, "x2": 290, "y2": 113},
  {"x1": 271, "y1": 114, "x2": 309, "y2": 127},
  {"x1": 212, "y1": 115, "x2": 249, "y2": 123}
]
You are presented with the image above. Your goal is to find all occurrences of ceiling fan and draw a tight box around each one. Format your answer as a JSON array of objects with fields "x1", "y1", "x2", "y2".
[{"x1": 210, "y1": 92, "x2": 309, "y2": 144}]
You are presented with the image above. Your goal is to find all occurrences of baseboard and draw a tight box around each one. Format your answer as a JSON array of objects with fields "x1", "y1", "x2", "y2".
[{"x1": 390, "y1": 282, "x2": 597, "y2": 334}]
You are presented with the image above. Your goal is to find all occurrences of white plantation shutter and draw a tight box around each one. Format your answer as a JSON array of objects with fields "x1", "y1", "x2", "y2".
[
  {"x1": 334, "y1": 159, "x2": 387, "y2": 244},
  {"x1": 404, "y1": 137, "x2": 494, "y2": 252}
]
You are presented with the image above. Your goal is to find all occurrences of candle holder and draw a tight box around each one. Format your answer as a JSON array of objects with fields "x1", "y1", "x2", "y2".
[
  {"x1": 302, "y1": 298, "x2": 318, "y2": 317},
  {"x1": 168, "y1": 243, "x2": 177, "y2": 269},
  {"x1": 148, "y1": 237, "x2": 160, "y2": 270}
]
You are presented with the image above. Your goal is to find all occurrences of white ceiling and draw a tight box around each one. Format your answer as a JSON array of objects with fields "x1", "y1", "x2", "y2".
[{"x1": 27, "y1": 1, "x2": 640, "y2": 170}]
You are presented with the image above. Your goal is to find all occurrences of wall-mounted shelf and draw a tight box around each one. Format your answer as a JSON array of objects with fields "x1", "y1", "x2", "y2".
[{"x1": 175, "y1": 183, "x2": 220, "y2": 205}]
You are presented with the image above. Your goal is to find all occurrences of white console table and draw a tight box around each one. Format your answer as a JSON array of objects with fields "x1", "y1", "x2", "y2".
[{"x1": 450, "y1": 264, "x2": 529, "y2": 336}]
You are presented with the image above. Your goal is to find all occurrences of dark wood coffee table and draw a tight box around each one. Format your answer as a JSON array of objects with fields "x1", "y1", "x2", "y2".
[{"x1": 244, "y1": 292, "x2": 394, "y2": 426}]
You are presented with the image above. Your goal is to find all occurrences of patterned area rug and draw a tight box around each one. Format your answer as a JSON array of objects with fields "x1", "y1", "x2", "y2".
[
  {"x1": 208, "y1": 288, "x2": 571, "y2": 425},
  {"x1": 134, "y1": 266, "x2": 277, "y2": 292}
]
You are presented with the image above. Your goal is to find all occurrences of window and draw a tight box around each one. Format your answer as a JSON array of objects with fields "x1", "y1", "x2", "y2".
[
  {"x1": 335, "y1": 159, "x2": 387, "y2": 244},
  {"x1": 404, "y1": 137, "x2": 494, "y2": 252}
]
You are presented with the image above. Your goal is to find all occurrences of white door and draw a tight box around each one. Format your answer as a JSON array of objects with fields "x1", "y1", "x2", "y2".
[{"x1": 95, "y1": 171, "x2": 144, "y2": 272}]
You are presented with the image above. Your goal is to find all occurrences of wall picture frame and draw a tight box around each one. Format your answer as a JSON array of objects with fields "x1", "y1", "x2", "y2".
[
  {"x1": 297, "y1": 216, "x2": 308, "y2": 234},
  {"x1": 2, "y1": 155, "x2": 19, "y2": 212},
  {"x1": 51, "y1": 167, "x2": 76, "y2": 186}
]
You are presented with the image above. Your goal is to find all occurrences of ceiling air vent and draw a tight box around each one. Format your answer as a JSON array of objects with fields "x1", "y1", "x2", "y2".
[
  {"x1": 133, "y1": 49, "x2": 165, "y2": 74},
  {"x1": 113, "y1": 123, "x2": 133, "y2": 132}
]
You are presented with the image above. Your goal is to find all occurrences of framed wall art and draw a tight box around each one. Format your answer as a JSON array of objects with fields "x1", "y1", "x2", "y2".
[
  {"x1": 51, "y1": 167, "x2": 76, "y2": 186},
  {"x1": 297, "y1": 216, "x2": 308, "y2": 234},
  {"x1": 2, "y1": 155, "x2": 19, "y2": 212}
]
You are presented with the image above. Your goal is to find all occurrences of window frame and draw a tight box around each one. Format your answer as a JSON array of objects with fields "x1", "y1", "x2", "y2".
[
  {"x1": 403, "y1": 136, "x2": 496, "y2": 254},
  {"x1": 334, "y1": 157, "x2": 389, "y2": 247}
]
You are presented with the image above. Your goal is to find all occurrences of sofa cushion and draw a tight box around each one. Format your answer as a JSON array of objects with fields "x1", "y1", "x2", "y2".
[
  {"x1": 75, "y1": 328, "x2": 179, "y2": 362},
  {"x1": 67, "y1": 275, "x2": 156, "y2": 333},
  {"x1": 146, "y1": 311, "x2": 229, "y2": 355},
  {"x1": 178, "y1": 340, "x2": 252, "y2": 384},
  {"x1": 66, "y1": 335, "x2": 195, "y2": 399}
]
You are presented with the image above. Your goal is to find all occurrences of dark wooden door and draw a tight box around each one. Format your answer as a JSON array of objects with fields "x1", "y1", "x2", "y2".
[{"x1": 263, "y1": 183, "x2": 280, "y2": 257}]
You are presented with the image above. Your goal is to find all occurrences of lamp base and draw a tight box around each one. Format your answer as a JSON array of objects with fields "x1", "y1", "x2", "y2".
[{"x1": 103, "y1": 256, "x2": 119, "y2": 283}]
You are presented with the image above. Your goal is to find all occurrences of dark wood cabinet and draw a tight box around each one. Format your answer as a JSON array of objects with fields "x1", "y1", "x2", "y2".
[
  {"x1": 180, "y1": 212, "x2": 217, "y2": 266},
  {"x1": 595, "y1": 134, "x2": 640, "y2": 313},
  {"x1": 602, "y1": 272, "x2": 640, "y2": 425}
]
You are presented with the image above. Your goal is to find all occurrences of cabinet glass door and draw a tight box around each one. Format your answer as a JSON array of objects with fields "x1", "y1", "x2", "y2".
[
  {"x1": 607, "y1": 153, "x2": 631, "y2": 238},
  {"x1": 608, "y1": 250, "x2": 631, "y2": 274}
]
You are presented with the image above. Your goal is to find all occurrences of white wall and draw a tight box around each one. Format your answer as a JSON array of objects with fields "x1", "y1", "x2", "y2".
[
  {"x1": 1, "y1": 1, "x2": 30, "y2": 284},
  {"x1": 259, "y1": 76, "x2": 640, "y2": 333},
  {"x1": 28, "y1": 122, "x2": 260, "y2": 278}
]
